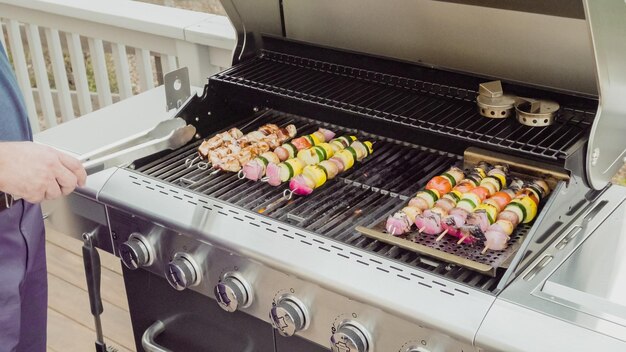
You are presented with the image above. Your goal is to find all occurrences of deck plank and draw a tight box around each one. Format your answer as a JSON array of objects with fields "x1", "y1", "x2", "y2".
[
  {"x1": 45, "y1": 226, "x2": 123, "y2": 275},
  {"x1": 46, "y1": 241, "x2": 130, "y2": 311},
  {"x1": 47, "y1": 308, "x2": 133, "y2": 352},
  {"x1": 47, "y1": 273, "x2": 136, "y2": 350}
]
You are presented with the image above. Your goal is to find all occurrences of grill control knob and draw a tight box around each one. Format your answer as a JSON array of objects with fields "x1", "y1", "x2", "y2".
[
  {"x1": 330, "y1": 321, "x2": 371, "y2": 352},
  {"x1": 166, "y1": 253, "x2": 201, "y2": 291},
  {"x1": 214, "y1": 273, "x2": 252, "y2": 312},
  {"x1": 119, "y1": 233, "x2": 154, "y2": 270},
  {"x1": 269, "y1": 296, "x2": 309, "y2": 337}
]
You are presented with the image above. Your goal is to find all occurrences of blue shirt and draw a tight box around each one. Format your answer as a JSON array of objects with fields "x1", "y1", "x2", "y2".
[{"x1": 0, "y1": 44, "x2": 32, "y2": 142}]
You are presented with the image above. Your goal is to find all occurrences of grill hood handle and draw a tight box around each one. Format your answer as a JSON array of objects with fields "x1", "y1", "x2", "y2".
[{"x1": 142, "y1": 320, "x2": 173, "y2": 352}]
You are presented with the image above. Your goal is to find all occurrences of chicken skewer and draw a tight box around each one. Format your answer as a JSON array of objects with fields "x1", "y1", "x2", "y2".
[
  {"x1": 206, "y1": 124, "x2": 300, "y2": 172},
  {"x1": 194, "y1": 123, "x2": 298, "y2": 171}
]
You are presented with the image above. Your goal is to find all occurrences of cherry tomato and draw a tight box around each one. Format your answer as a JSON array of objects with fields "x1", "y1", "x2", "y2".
[
  {"x1": 489, "y1": 191, "x2": 512, "y2": 211},
  {"x1": 426, "y1": 176, "x2": 452, "y2": 195},
  {"x1": 470, "y1": 186, "x2": 490, "y2": 201},
  {"x1": 454, "y1": 181, "x2": 475, "y2": 193}
]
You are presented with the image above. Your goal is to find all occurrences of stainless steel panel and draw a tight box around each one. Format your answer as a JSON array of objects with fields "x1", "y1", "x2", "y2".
[
  {"x1": 541, "y1": 199, "x2": 626, "y2": 327},
  {"x1": 477, "y1": 299, "x2": 626, "y2": 352},
  {"x1": 498, "y1": 175, "x2": 591, "y2": 290},
  {"x1": 99, "y1": 168, "x2": 495, "y2": 344},
  {"x1": 34, "y1": 86, "x2": 200, "y2": 156},
  {"x1": 282, "y1": 0, "x2": 596, "y2": 95},
  {"x1": 109, "y1": 208, "x2": 473, "y2": 352},
  {"x1": 584, "y1": 0, "x2": 626, "y2": 189},
  {"x1": 437, "y1": 0, "x2": 585, "y2": 18},
  {"x1": 490, "y1": 185, "x2": 626, "y2": 348}
]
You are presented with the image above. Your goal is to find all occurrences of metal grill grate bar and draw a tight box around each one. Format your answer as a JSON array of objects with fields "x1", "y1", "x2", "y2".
[
  {"x1": 135, "y1": 111, "x2": 516, "y2": 291},
  {"x1": 214, "y1": 51, "x2": 595, "y2": 160}
]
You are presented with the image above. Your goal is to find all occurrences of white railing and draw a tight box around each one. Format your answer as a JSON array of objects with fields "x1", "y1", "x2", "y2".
[{"x1": 0, "y1": 0, "x2": 236, "y2": 133}]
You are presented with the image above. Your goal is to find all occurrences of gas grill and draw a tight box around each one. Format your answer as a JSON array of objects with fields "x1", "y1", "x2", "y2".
[{"x1": 41, "y1": 1, "x2": 626, "y2": 351}]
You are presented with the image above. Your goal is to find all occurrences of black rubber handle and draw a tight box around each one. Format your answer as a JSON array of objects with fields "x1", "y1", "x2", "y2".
[
  {"x1": 94, "y1": 341, "x2": 107, "y2": 352},
  {"x1": 83, "y1": 238, "x2": 103, "y2": 316}
]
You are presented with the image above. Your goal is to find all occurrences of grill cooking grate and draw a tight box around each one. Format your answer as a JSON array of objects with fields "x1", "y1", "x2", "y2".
[
  {"x1": 213, "y1": 50, "x2": 595, "y2": 161},
  {"x1": 136, "y1": 111, "x2": 513, "y2": 292}
]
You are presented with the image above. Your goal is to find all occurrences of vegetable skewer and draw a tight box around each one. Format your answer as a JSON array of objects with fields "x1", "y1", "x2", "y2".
[
  {"x1": 385, "y1": 165, "x2": 469, "y2": 236},
  {"x1": 438, "y1": 165, "x2": 510, "y2": 242},
  {"x1": 456, "y1": 178, "x2": 524, "y2": 244},
  {"x1": 287, "y1": 140, "x2": 374, "y2": 196},
  {"x1": 481, "y1": 179, "x2": 550, "y2": 252},
  {"x1": 265, "y1": 136, "x2": 357, "y2": 186},
  {"x1": 240, "y1": 129, "x2": 340, "y2": 181}
]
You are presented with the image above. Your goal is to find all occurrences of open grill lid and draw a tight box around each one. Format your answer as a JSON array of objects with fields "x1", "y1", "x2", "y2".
[{"x1": 219, "y1": 0, "x2": 626, "y2": 190}]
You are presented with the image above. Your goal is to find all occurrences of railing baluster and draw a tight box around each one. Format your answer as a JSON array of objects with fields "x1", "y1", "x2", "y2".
[
  {"x1": 6, "y1": 20, "x2": 40, "y2": 132},
  {"x1": 111, "y1": 42, "x2": 133, "y2": 100},
  {"x1": 26, "y1": 24, "x2": 57, "y2": 129},
  {"x1": 66, "y1": 33, "x2": 93, "y2": 115},
  {"x1": 135, "y1": 47, "x2": 155, "y2": 91},
  {"x1": 44, "y1": 28, "x2": 74, "y2": 121},
  {"x1": 88, "y1": 38, "x2": 112, "y2": 108},
  {"x1": 161, "y1": 54, "x2": 177, "y2": 74}
]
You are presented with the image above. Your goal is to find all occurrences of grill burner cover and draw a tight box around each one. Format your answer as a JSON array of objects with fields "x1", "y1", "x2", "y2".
[
  {"x1": 515, "y1": 99, "x2": 560, "y2": 127},
  {"x1": 477, "y1": 81, "x2": 516, "y2": 118}
]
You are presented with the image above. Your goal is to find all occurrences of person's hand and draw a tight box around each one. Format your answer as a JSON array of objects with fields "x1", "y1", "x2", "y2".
[{"x1": 0, "y1": 142, "x2": 87, "y2": 203}]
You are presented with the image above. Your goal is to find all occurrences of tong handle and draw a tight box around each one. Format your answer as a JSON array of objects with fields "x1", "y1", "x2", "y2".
[
  {"x1": 83, "y1": 234, "x2": 103, "y2": 316},
  {"x1": 82, "y1": 230, "x2": 107, "y2": 352}
]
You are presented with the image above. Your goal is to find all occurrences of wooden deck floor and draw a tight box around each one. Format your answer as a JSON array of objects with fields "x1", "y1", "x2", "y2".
[{"x1": 45, "y1": 224, "x2": 136, "y2": 352}]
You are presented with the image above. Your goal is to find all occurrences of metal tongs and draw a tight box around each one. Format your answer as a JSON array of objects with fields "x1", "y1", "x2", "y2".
[
  {"x1": 81, "y1": 117, "x2": 196, "y2": 175},
  {"x1": 11, "y1": 118, "x2": 196, "y2": 204}
]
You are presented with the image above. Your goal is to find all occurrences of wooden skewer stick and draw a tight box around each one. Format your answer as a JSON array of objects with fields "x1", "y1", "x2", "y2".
[
  {"x1": 457, "y1": 235, "x2": 468, "y2": 245},
  {"x1": 436, "y1": 229, "x2": 448, "y2": 242},
  {"x1": 481, "y1": 246, "x2": 489, "y2": 254},
  {"x1": 418, "y1": 226, "x2": 426, "y2": 233}
]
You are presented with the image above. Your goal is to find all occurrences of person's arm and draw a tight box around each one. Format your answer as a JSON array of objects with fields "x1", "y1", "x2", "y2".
[{"x1": 0, "y1": 141, "x2": 87, "y2": 203}]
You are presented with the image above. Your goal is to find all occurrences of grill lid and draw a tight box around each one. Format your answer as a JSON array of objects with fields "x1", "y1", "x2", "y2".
[
  {"x1": 219, "y1": 0, "x2": 626, "y2": 190},
  {"x1": 221, "y1": 0, "x2": 596, "y2": 94},
  {"x1": 584, "y1": 1, "x2": 626, "y2": 190}
]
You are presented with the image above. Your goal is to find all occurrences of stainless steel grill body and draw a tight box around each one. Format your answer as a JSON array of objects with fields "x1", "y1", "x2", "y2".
[{"x1": 41, "y1": 1, "x2": 626, "y2": 351}]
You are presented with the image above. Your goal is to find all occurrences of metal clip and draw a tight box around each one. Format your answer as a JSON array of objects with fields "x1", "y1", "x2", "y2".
[
  {"x1": 5, "y1": 193, "x2": 14, "y2": 209},
  {"x1": 282, "y1": 189, "x2": 294, "y2": 201},
  {"x1": 185, "y1": 155, "x2": 199, "y2": 169},
  {"x1": 197, "y1": 162, "x2": 210, "y2": 170}
]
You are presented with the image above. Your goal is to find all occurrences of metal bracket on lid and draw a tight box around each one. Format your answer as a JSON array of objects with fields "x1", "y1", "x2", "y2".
[
  {"x1": 164, "y1": 67, "x2": 191, "y2": 111},
  {"x1": 584, "y1": 0, "x2": 626, "y2": 190}
]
